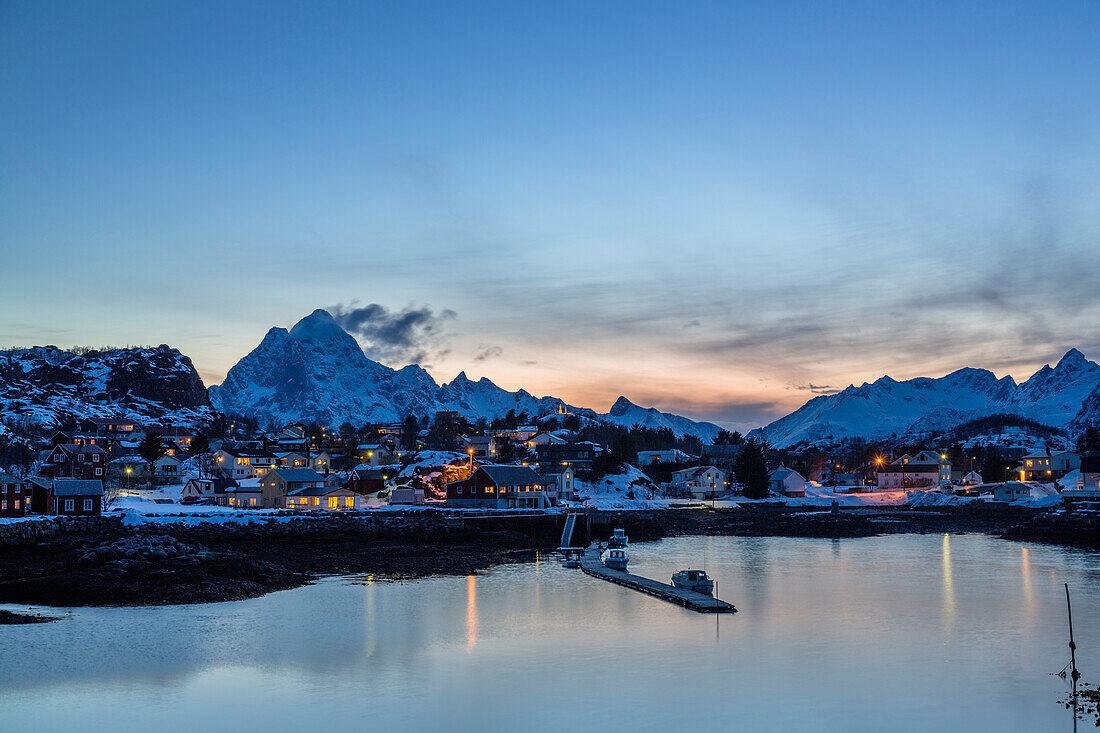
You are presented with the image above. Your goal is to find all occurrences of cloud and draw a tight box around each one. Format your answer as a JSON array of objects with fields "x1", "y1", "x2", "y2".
[
  {"x1": 791, "y1": 383, "x2": 841, "y2": 395},
  {"x1": 683, "y1": 320, "x2": 701, "y2": 329},
  {"x1": 330, "y1": 302, "x2": 456, "y2": 365},
  {"x1": 473, "y1": 344, "x2": 503, "y2": 362}
]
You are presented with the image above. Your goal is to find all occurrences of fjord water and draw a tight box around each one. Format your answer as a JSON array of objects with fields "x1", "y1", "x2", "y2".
[{"x1": 2, "y1": 535, "x2": 1097, "y2": 732}]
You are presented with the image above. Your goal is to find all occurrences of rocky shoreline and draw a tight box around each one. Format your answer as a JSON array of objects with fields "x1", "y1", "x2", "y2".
[{"x1": 0, "y1": 505, "x2": 1092, "y2": 611}]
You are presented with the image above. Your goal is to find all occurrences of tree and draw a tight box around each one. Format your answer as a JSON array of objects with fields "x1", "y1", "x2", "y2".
[
  {"x1": 497, "y1": 438, "x2": 516, "y2": 464},
  {"x1": 979, "y1": 446, "x2": 1008, "y2": 483},
  {"x1": 138, "y1": 433, "x2": 169, "y2": 487},
  {"x1": 735, "y1": 439, "x2": 770, "y2": 499},
  {"x1": 339, "y1": 422, "x2": 356, "y2": 441},
  {"x1": 401, "y1": 414, "x2": 420, "y2": 452},
  {"x1": 713, "y1": 429, "x2": 744, "y2": 446},
  {"x1": 562, "y1": 414, "x2": 581, "y2": 432},
  {"x1": 1076, "y1": 426, "x2": 1100, "y2": 454},
  {"x1": 190, "y1": 432, "x2": 210, "y2": 456}
]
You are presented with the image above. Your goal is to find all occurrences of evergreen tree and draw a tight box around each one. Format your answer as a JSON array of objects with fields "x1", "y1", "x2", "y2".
[
  {"x1": 189, "y1": 432, "x2": 210, "y2": 456},
  {"x1": 735, "y1": 439, "x2": 770, "y2": 499},
  {"x1": 1076, "y1": 426, "x2": 1100, "y2": 454},
  {"x1": 979, "y1": 446, "x2": 1008, "y2": 483},
  {"x1": 138, "y1": 433, "x2": 169, "y2": 487},
  {"x1": 401, "y1": 414, "x2": 420, "y2": 452}
]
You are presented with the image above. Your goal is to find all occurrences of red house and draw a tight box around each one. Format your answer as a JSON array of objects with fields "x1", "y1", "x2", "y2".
[
  {"x1": 33, "y1": 478, "x2": 103, "y2": 516},
  {"x1": 0, "y1": 471, "x2": 27, "y2": 517},
  {"x1": 41, "y1": 443, "x2": 108, "y2": 480}
]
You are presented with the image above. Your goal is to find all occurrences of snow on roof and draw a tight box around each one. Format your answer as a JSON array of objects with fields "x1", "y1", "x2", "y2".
[{"x1": 50, "y1": 478, "x2": 104, "y2": 497}]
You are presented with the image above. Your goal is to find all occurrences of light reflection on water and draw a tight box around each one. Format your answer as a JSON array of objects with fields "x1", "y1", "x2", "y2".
[{"x1": 1, "y1": 534, "x2": 1097, "y2": 732}]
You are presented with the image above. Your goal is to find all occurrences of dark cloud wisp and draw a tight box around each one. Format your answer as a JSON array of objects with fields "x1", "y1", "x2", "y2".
[{"x1": 330, "y1": 302, "x2": 456, "y2": 365}]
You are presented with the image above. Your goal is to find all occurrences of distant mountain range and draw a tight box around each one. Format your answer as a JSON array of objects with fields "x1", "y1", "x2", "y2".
[
  {"x1": 0, "y1": 345, "x2": 215, "y2": 431},
  {"x1": 209, "y1": 309, "x2": 723, "y2": 439},
  {"x1": 751, "y1": 349, "x2": 1100, "y2": 448}
]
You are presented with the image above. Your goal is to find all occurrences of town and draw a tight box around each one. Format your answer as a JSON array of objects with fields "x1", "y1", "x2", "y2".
[{"x1": 4, "y1": 406, "x2": 1100, "y2": 520}]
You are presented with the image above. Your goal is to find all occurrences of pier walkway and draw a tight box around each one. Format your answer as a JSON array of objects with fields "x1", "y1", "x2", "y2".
[{"x1": 578, "y1": 544, "x2": 736, "y2": 613}]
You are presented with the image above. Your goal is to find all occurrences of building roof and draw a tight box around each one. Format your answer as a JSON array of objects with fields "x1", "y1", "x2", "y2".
[
  {"x1": 267, "y1": 468, "x2": 325, "y2": 483},
  {"x1": 0, "y1": 471, "x2": 21, "y2": 484},
  {"x1": 287, "y1": 485, "x2": 349, "y2": 497},
  {"x1": 471, "y1": 465, "x2": 548, "y2": 487},
  {"x1": 769, "y1": 466, "x2": 805, "y2": 482},
  {"x1": 219, "y1": 446, "x2": 277, "y2": 459},
  {"x1": 50, "y1": 478, "x2": 105, "y2": 497}
]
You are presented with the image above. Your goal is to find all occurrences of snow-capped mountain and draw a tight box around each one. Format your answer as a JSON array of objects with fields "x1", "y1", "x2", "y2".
[
  {"x1": 602, "y1": 396, "x2": 722, "y2": 441},
  {"x1": 753, "y1": 349, "x2": 1100, "y2": 448},
  {"x1": 210, "y1": 310, "x2": 720, "y2": 438},
  {"x1": 0, "y1": 345, "x2": 214, "y2": 430}
]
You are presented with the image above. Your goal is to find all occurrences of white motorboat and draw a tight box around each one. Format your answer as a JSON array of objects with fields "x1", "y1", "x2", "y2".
[
  {"x1": 671, "y1": 569, "x2": 714, "y2": 596},
  {"x1": 602, "y1": 547, "x2": 629, "y2": 571}
]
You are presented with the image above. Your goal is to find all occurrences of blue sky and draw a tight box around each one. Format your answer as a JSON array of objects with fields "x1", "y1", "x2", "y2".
[{"x1": 2, "y1": 1, "x2": 1099, "y2": 430}]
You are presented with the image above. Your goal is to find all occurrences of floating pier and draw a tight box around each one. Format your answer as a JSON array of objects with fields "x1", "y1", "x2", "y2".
[{"x1": 578, "y1": 544, "x2": 736, "y2": 614}]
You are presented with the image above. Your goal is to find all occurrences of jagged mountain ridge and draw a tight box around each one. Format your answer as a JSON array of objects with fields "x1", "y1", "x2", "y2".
[
  {"x1": 752, "y1": 349, "x2": 1100, "y2": 447},
  {"x1": 209, "y1": 310, "x2": 722, "y2": 439},
  {"x1": 0, "y1": 345, "x2": 215, "y2": 430}
]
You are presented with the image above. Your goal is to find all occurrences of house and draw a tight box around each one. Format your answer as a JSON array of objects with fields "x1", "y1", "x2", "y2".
[
  {"x1": 220, "y1": 480, "x2": 264, "y2": 509},
  {"x1": 356, "y1": 443, "x2": 397, "y2": 467},
  {"x1": 876, "y1": 451, "x2": 951, "y2": 490},
  {"x1": 311, "y1": 450, "x2": 333, "y2": 473},
  {"x1": 670, "y1": 466, "x2": 727, "y2": 499},
  {"x1": 347, "y1": 466, "x2": 392, "y2": 494},
  {"x1": 80, "y1": 417, "x2": 140, "y2": 436},
  {"x1": 213, "y1": 447, "x2": 278, "y2": 479},
  {"x1": 0, "y1": 471, "x2": 27, "y2": 517},
  {"x1": 539, "y1": 464, "x2": 575, "y2": 501},
  {"x1": 525, "y1": 432, "x2": 566, "y2": 449},
  {"x1": 274, "y1": 451, "x2": 310, "y2": 468},
  {"x1": 535, "y1": 442, "x2": 604, "y2": 473},
  {"x1": 259, "y1": 468, "x2": 328, "y2": 509},
  {"x1": 146, "y1": 426, "x2": 195, "y2": 451},
  {"x1": 991, "y1": 481, "x2": 1034, "y2": 502},
  {"x1": 1064, "y1": 452, "x2": 1100, "y2": 501},
  {"x1": 41, "y1": 443, "x2": 108, "y2": 480},
  {"x1": 1016, "y1": 450, "x2": 1079, "y2": 482},
  {"x1": 181, "y1": 477, "x2": 237, "y2": 501},
  {"x1": 768, "y1": 466, "x2": 808, "y2": 497},
  {"x1": 637, "y1": 449, "x2": 696, "y2": 466},
  {"x1": 962, "y1": 470, "x2": 983, "y2": 485},
  {"x1": 33, "y1": 478, "x2": 103, "y2": 516},
  {"x1": 490, "y1": 426, "x2": 539, "y2": 442},
  {"x1": 462, "y1": 435, "x2": 499, "y2": 459},
  {"x1": 445, "y1": 465, "x2": 551, "y2": 509},
  {"x1": 389, "y1": 487, "x2": 425, "y2": 505},
  {"x1": 286, "y1": 484, "x2": 358, "y2": 511}
]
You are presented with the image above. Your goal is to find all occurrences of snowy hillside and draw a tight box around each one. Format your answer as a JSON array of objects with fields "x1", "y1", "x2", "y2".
[
  {"x1": 601, "y1": 396, "x2": 722, "y2": 441},
  {"x1": 753, "y1": 349, "x2": 1100, "y2": 448},
  {"x1": 0, "y1": 345, "x2": 214, "y2": 430},
  {"x1": 210, "y1": 310, "x2": 720, "y2": 438}
]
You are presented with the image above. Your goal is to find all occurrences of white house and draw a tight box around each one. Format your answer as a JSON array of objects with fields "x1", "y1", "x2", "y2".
[
  {"x1": 670, "y1": 465, "x2": 727, "y2": 499},
  {"x1": 768, "y1": 466, "x2": 808, "y2": 497},
  {"x1": 638, "y1": 449, "x2": 695, "y2": 466},
  {"x1": 962, "y1": 470, "x2": 983, "y2": 485},
  {"x1": 991, "y1": 481, "x2": 1034, "y2": 502},
  {"x1": 213, "y1": 447, "x2": 278, "y2": 479},
  {"x1": 877, "y1": 451, "x2": 951, "y2": 490}
]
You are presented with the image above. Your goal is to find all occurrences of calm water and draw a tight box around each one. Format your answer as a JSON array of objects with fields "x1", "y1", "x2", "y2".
[{"x1": 2, "y1": 534, "x2": 1098, "y2": 732}]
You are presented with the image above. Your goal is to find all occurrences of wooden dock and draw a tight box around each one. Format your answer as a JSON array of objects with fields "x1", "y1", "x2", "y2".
[{"x1": 578, "y1": 544, "x2": 736, "y2": 614}]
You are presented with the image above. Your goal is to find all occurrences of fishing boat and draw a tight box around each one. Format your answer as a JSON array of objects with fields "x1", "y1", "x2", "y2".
[
  {"x1": 608, "y1": 528, "x2": 628, "y2": 548},
  {"x1": 671, "y1": 569, "x2": 714, "y2": 596},
  {"x1": 602, "y1": 547, "x2": 629, "y2": 571},
  {"x1": 561, "y1": 549, "x2": 582, "y2": 568}
]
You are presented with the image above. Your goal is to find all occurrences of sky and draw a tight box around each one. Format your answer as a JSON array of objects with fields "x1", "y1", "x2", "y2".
[{"x1": 2, "y1": 1, "x2": 1099, "y2": 431}]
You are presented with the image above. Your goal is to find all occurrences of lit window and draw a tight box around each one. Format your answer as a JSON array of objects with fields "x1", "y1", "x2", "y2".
[
  {"x1": 328, "y1": 497, "x2": 338, "y2": 509},
  {"x1": 312, "y1": 497, "x2": 320, "y2": 506},
  {"x1": 344, "y1": 496, "x2": 354, "y2": 507},
  {"x1": 250, "y1": 498, "x2": 257, "y2": 506}
]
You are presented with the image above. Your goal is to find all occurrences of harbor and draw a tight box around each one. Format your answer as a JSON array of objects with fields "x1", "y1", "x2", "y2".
[{"x1": 576, "y1": 542, "x2": 737, "y2": 613}]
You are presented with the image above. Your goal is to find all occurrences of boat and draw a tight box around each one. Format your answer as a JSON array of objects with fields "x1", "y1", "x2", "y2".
[
  {"x1": 671, "y1": 569, "x2": 714, "y2": 596},
  {"x1": 561, "y1": 549, "x2": 581, "y2": 568},
  {"x1": 602, "y1": 547, "x2": 629, "y2": 571},
  {"x1": 608, "y1": 528, "x2": 629, "y2": 548}
]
